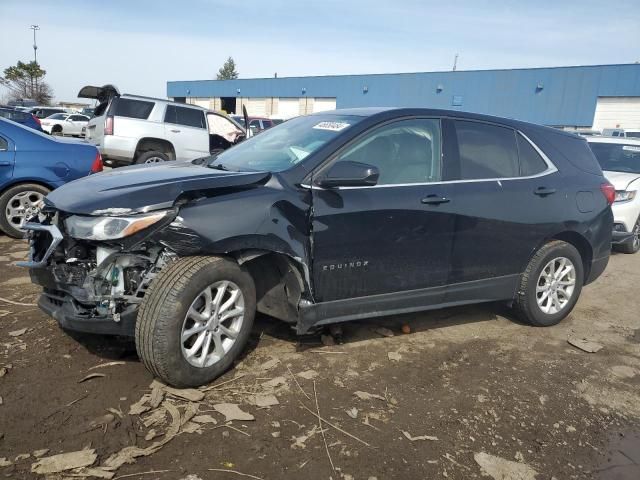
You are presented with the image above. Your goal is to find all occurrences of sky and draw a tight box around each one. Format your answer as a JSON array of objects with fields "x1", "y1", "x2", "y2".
[{"x1": 1, "y1": 0, "x2": 639, "y2": 102}]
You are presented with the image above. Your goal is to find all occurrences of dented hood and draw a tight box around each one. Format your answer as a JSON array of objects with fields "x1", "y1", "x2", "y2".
[{"x1": 45, "y1": 161, "x2": 271, "y2": 215}]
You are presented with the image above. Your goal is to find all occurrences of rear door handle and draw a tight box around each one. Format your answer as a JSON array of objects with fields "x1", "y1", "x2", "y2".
[
  {"x1": 170, "y1": 129, "x2": 181, "y2": 133},
  {"x1": 421, "y1": 194, "x2": 450, "y2": 205},
  {"x1": 534, "y1": 187, "x2": 556, "y2": 197},
  {"x1": 0, "y1": 161, "x2": 11, "y2": 166}
]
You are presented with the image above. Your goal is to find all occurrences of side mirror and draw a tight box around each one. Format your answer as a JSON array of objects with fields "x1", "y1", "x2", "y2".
[{"x1": 317, "y1": 161, "x2": 379, "y2": 188}]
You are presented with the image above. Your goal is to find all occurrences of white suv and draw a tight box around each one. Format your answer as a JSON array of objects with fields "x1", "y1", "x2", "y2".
[
  {"x1": 588, "y1": 136, "x2": 640, "y2": 253},
  {"x1": 78, "y1": 85, "x2": 245, "y2": 166}
]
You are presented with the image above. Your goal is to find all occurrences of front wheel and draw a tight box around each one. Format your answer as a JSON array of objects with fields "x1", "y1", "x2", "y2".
[
  {"x1": 135, "y1": 256, "x2": 256, "y2": 388},
  {"x1": 513, "y1": 240, "x2": 584, "y2": 327}
]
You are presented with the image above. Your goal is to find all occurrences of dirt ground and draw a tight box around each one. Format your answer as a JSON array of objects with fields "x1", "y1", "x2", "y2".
[{"x1": 0, "y1": 235, "x2": 639, "y2": 480}]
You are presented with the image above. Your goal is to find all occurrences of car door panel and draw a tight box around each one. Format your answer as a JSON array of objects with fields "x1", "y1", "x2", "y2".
[
  {"x1": 311, "y1": 117, "x2": 454, "y2": 303},
  {"x1": 164, "y1": 106, "x2": 209, "y2": 160},
  {"x1": 312, "y1": 184, "x2": 454, "y2": 302},
  {"x1": 0, "y1": 134, "x2": 16, "y2": 184},
  {"x1": 441, "y1": 118, "x2": 565, "y2": 286}
]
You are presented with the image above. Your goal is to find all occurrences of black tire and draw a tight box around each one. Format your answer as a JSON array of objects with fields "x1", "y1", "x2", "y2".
[
  {"x1": 513, "y1": 240, "x2": 584, "y2": 327},
  {"x1": 51, "y1": 125, "x2": 62, "y2": 136},
  {"x1": 614, "y1": 217, "x2": 640, "y2": 254},
  {"x1": 135, "y1": 256, "x2": 256, "y2": 388},
  {"x1": 135, "y1": 151, "x2": 170, "y2": 164},
  {"x1": 0, "y1": 183, "x2": 50, "y2": 238}
]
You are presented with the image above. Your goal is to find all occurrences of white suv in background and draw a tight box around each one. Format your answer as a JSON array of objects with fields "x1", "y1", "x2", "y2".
[
  {"x1": 588, "y1": 136, "x2": 640, "y2": 253},
  {"x1": 78, "y1": 85, "x2": 245, "y2": 166}
]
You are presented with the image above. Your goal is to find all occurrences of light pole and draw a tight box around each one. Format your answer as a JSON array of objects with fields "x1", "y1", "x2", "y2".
[{"x1": 29, "y1": 25, "x2": 40, "y2": 97}]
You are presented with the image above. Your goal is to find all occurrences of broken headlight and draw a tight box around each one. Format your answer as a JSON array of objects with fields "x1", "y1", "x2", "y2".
[{"x1": 65, "y1": 211, "x2": 169, "y2": 241}]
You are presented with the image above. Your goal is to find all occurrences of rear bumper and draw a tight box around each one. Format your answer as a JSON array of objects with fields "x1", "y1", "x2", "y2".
[
  {"x1": 585, "y1": 255, "x2": 609, "y2": 285},
  {"x1": 38, "y1": 292, "x2": 137, "y2": 336}
]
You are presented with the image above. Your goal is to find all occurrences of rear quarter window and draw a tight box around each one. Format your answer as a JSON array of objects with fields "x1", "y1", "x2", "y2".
[
  {"x1": 559, "y1": 135, "x2": 603, "y2": 175},
  {"x1": 112, "y1": 98, "x2": 154, "y2": 120}
]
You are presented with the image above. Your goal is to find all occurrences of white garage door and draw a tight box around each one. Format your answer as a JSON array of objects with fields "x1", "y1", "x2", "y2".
[
  {"x1": 245, "y1": 98, "x2": 266, "y2": 117},
  {"x1": 593, "y1": 97, "x2": 640, "y2": 130},
  {"x1": 313, "y1": 98, "x2": 337, "y2": 113},
  {"x1": 277, "y1": 98, "x2": 300, "y2": 119}
]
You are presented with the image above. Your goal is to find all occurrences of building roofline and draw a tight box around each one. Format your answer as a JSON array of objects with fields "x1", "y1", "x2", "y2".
[{"x1": 168, "y1": 63, "x2": 640, "y2": 85}]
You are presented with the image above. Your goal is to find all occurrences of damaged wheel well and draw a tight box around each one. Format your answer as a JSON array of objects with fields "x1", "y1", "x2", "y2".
[
  {"x1": 232, "y1": 250, "x2": 308, "y2": 324},
  {"x1": 134, "y1": 138, "x2": 175, "y2": 160}
]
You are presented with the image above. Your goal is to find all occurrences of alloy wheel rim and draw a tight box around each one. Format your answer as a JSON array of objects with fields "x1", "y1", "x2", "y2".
[
  {"x1": 145, "y1": 156, "x2": 165, "y2": 163},
  {"x1": 5, "y1": 191, "x2": 44, "y2": 229},
  {"x1": 536, "y1": 257, "x2": 576, "y2": 315},
  {"x1": 180, "y1": 280, "x2": 245, "y2": 368}
]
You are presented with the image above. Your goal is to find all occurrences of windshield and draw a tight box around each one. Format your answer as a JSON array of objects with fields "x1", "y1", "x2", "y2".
[
  {"x1": 47, "y1": 113, "x2": 67, "y2": 120},
  {"x1": 590, "y1": 142, "x2": 640, "y2": 174},
  {"x1": 208, "y1": 114, "x2": 363, "y2": 172}
]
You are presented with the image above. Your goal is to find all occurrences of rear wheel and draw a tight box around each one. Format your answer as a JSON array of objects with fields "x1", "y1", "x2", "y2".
[
  {"x1": 614, "y1": 217, "x2": 640, "y2": 254},
  {"x1": 0, "y1": 183, "x2": 50, "y2": 238},
  {"x1": 513, "y1": 240, "x2": 584, "y2": 326},
  {"x1": 51, "y1": 124, "x2": 63, "y2": 136},
  {"x1": 135, "y1": 256, "x2": 256, "y2": 388},
  {"x1": 135, "y1": 151, "x2": 170, "y2": 164}
]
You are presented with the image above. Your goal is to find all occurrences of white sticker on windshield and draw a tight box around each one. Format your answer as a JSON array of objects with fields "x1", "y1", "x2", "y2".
[
  {"x1": 622, "y1": 145, "x2": 640, "y2": 152},
  {"x1": 313, "y1": 121, "x2": 350, "y2": 132}
]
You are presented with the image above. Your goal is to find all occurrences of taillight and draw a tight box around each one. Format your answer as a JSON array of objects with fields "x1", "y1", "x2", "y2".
[
  {"x1": 91, "y1": 152, "x2": 103, "y2": 173},
  {"x1": 104, "y1": 116, "x2": 114, "y2": 135},
  {"x1": 600, "y1": 182, "x2": 615, "y2": 205},
  {"x1": 32, "y1": 114, "x2": 41, "y2": 125}
]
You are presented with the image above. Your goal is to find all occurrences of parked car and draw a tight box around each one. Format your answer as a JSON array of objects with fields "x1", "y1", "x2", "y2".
[
  {"x1": 78, "y1": 84, "x2": 245, "y2": 166},
  {"x1": 587, "y1": 136, "x2": 640, "y2": 253},
  {"x1": 602, "y1": 128, "x2": 640, "y2": 139},
  {"x1": 81, "y1": 107, "x2": 95, "y2": 117},
  {"x1": 21, "y1": 107, "x2": 613, "y2": 387},
  {"x1": 27, "y1": 107, "x2": 68, "y2": 119},
  {"x1": 0, "y1": 107, "x2": 43, "y2": 131},
  {"x1": 0, "y1": 118, "x2": 102, "y2": 237},
  {"x1": 230, "y1": 115, "x2": 277, "y2": 134},
  {"x1": 40, "y1": 113, "x2": 90, "y2": 137}
]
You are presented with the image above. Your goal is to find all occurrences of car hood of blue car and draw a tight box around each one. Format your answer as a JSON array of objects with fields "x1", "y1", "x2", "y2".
[{"x1": 45, "y1": 161, "x2": 271, "y2": 216}]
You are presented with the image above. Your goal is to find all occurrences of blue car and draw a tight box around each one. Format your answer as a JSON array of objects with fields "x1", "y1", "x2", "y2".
[
  {"x1": 0, "y1": 107, "x2": 43, "y2": 132},
  {"x1": 0, "y1": 117, "x2": 103, "y2": 237}
]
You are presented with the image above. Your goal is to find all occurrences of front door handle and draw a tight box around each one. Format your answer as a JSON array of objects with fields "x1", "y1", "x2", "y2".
[
  {"x1": 421, "y1": 194, "x2": 450, "y2": 205},
  {"x1": 534, "y1": 187, "x2": 556, "y2": 197},
  {"x1": 170, "y1": 129, "x2": 181, "y2": 133}
]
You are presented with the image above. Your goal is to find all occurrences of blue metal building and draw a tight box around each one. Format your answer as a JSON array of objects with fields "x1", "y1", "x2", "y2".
[{"x1": 167, "y1": 64, "x2": 640, "y2": 128}]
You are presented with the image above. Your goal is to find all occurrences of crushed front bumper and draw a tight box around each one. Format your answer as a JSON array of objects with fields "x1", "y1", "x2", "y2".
[
  {"x1": 38, "y1": 291, "x2": 137, "y2": 336},
  {"x1": 19, "y1": 221, "x2": 150, "y2": 336}
]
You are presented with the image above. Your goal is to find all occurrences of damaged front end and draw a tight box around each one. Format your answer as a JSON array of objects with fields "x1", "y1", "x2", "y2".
[{"x1": 18, "y1": 207, "x2": 176, "y2": 336}]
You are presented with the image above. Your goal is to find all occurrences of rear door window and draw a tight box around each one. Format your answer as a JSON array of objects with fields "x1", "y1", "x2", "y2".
[
  {"x1": 113, "y1": 98, "x2": 154, "y2": 119},
  {"x1": 452, "y1": 120, "x2": 519, "y2": 179},
  {"x1": 0, "y1": 136, "x2": 8, "y2": 151},
  {"x1": 165, "y1": 106, "x2": 206, "y2": 129}
]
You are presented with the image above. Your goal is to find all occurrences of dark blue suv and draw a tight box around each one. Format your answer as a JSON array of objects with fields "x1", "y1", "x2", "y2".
[{"x1": 22, "y1": 108, "x2": 613, "y2": 387}]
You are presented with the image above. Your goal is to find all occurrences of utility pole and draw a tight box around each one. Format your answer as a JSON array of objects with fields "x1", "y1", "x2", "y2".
[
  {"x1": 30, "y1": 25, "x2": 40, "y2": 97},
  {"x1": 452, "y1": 53, "x2": 459, "y2": 72}
]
